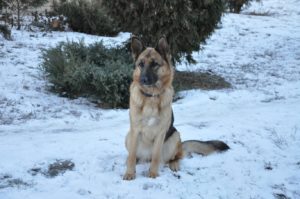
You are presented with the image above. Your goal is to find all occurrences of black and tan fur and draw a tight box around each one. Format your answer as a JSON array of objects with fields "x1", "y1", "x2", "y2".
[{"x1": 123, "y1": 36, "x2": 229, "y2": 180}]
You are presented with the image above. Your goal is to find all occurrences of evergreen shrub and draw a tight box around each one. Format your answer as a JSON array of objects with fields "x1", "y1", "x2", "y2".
[
  {"x1": 103, "y1": 0, "x2": 225, "y2": 64},
  {"x1": 53, "y1": 0, "x2": 119, "y2": 36},
  {"x1": 41, "y1": 40, "x2": 133, "y2": 108}
]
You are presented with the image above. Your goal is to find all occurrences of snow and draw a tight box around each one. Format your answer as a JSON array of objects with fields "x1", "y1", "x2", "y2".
[{"x1": 1, "y1": 0, "x2": 300, "y2": 198}]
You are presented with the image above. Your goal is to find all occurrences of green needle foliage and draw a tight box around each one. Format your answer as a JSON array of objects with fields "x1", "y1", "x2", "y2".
[
  {"x1": 103, "y1": 0, "x2": 225, "y2": 65},
  {"x1": 53, "y1": 0, "x2": 120, "y2": 36},
  {"x1": 41, "y1": 40, "x2": 133, "y2": 108}
]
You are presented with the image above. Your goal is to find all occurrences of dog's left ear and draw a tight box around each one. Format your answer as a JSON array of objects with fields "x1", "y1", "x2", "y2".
[{"x1": 155, "y1": 36, "x2": 170, "y2": 63}]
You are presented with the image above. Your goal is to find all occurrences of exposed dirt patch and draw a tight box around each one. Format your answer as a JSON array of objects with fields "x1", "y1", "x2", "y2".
[
  {"x1": 242, "y1": 11, "x2": 274, "y2": 16},
  {"x1": 0, "y1": 174, "x2": 30, "y2": 189},
  {"x1": 174, "y1": 71, "x2": 231, "y2": 92},
  {"x1": 273, "y1": 193, "x2": 291, "y2": 199},
  {"x1": 28, "y1": 159, "x2": 75, "y2": 178}
]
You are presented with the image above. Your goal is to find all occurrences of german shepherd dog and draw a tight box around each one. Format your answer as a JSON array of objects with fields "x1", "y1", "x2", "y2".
[{"x1": 123, "y1": 36, "x2": 229, "y2": 180}]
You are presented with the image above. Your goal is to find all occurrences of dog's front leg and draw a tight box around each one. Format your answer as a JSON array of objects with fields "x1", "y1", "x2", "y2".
[
  {"x1": 123, "y1": 130, "x2": 139, "y2": 180},
  {"x1": 149, "y1": 133, "x2": 165, "y2": 178}
]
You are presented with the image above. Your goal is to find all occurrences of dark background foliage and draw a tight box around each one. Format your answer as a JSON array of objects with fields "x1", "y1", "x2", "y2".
[
  {"x1": 0, "y1": 24, "x2": 12, "y2": 40},
  {"x1": 103, "y1": 0, "x2": 224, "y2": 64},
  {"x1": 52, "y1": 0, "x2": 119, "y2": 36},
  {"x1": 40, "y1": 0, "x2": 231, "y2": 108}
]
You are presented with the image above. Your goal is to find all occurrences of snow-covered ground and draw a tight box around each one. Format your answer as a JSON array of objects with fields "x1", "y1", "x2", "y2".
[{"x1": 0, "y1": 0, "x2": 300, "y2": 198}]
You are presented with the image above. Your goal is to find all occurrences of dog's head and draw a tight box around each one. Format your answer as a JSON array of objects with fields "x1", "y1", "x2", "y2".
[{"x1": 131, "y1": 36, "x2": 173, "y2": 92}]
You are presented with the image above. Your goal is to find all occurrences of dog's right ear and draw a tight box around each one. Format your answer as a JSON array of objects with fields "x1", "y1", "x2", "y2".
[{"x1": 131, "y1": 35, "x2": 144, "y2": 61}]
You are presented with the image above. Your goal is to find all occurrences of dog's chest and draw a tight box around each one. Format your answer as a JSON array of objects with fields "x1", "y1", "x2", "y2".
[
  {"x1": 140, "y1": 106, "x2": 160, "y2": 127},
  {"x1": 130, "y1": 96, "x2": 172, "y2": 142},
  {"x1": 140, "y1": 115, "x2": 160, "y2": 143},
  {"x1": 142, "y1": 116, "x2": 158, "y2": 127}
]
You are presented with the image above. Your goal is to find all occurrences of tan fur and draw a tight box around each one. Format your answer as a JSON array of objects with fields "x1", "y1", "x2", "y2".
[
  {"x1": 123, "y1": 47, "x2": 179, "y2": 179},
  {"x1": 123, "y1": 36, "x2": 228, "y2": 180}
]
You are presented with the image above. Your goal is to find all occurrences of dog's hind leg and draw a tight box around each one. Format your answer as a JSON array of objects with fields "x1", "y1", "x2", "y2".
[{"x1": 162, "y1": 131, "x2": 183, "y2": 172}]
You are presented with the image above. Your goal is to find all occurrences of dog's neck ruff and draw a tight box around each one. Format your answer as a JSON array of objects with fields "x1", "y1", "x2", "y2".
[{"x1": 140, "y1": 89, "x2": 161, "y2": 98}]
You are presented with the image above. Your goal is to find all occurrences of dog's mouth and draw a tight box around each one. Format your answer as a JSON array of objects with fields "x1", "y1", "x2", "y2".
[
  {"x1": 139, "y1": 81, "x2": 158, "y2": 88},
  {"x1": 139, "y1": 82, "x2": 162, "y2": 97},
  {"x1": 139, "y1": 79, "x2": 161, "y2": 89},
  {"x1": 140, "y1": 82, "x2": 156, "y2": 87}
]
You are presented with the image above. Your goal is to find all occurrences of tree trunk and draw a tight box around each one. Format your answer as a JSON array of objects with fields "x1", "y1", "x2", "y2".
[
  {"x1": 5, "y1": 8, "x2": 8, "y2": 25},
  {"x1": 17, "y1": 0, "x2": 21, "y2": 30}
]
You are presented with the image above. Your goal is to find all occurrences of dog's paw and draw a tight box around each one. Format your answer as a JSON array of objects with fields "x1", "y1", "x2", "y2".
[
  {"x1": 123, "y1": 172, "x2": 136, "y2": 180},
  {"x1": 148, "y1": 171, "x2": 158, "y2": 178},
  {"x1": 169, "y1": 161, "x2": 180, "y2": 172}
]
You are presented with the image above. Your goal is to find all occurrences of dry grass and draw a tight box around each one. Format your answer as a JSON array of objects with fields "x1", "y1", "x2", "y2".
[
  {"x1": 243, "y1": 11, "x2": 273, "y2": 16},
  {"x1": 174, "y1": 71, "x2": 231, "y2": 92}
]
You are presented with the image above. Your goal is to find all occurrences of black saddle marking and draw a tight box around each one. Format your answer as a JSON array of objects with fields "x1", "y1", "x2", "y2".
[{"x1": 164, "y1": 110, "x2": 176, "y2": 142}]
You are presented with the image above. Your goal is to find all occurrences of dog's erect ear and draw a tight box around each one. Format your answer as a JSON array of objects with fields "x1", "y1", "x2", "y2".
[
  {"x1": 155, "y1": 36, "x2": 170, "y2": 63},
  {"x1": 131, "y1": 35, "x2": 144, "y2": 61}
]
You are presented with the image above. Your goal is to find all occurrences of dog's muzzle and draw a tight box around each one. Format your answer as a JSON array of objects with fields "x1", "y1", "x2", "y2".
[{"x1": 140, "y1": 75, "x2": 157, "y2": 86}]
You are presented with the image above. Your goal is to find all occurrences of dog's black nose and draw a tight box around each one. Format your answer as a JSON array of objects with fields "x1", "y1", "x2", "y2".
[{"x1": 140, "y1": 76, "x2": 149, "y2": 85}]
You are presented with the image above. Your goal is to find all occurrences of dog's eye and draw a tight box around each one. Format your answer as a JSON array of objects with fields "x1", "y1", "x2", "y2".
[
  {"x1": 150, "y1": 61, "x2": 159, "y2": 68},
  {"x1": 138, "y1": 62, "x2": 144, "y2": 68}
]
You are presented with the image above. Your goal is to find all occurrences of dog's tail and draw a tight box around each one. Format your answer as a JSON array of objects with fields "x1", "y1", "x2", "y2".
[{"x1": 182, "y1": 140, "x2": 229, "y2": 156}]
